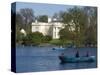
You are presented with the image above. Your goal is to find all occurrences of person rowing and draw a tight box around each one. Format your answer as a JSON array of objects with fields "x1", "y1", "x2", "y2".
[
  {"x1": 75, "y1": 51, "x2": 79, "y2": 58},
  {"x1": 86, "y1": 51, "x2": 89, "y2": 57},
  {"x1": 59, "y1": 53, "x2": 64, "y2": 59}
]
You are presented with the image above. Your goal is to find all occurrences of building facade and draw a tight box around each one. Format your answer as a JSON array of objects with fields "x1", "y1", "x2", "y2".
[{"x1": 31, "y1": 18, "x2": 75, "y2": 39}]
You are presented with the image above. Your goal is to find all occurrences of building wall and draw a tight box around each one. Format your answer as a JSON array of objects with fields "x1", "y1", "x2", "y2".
[
  {"x1": 52, "y1": 22, "x2": 64, "y2": 39},
  {"x1": 32, "y1": 22, "x2": 52, "y2": 36},
  {"x1": 31, "y1": 22, "x2": 64, "y2": 39}
]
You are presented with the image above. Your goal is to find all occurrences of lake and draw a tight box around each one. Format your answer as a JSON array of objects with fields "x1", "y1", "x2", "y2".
[{"x1": 16, "y1": 46, "x2": 97, "y2": 73}]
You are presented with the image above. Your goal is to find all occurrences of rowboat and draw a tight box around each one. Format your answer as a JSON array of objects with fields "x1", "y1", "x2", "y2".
[
  {"x1": 52, "y1": 47, "x2": 66, "y2": 50},
  {"x1": 59, "y1": 55, "x2": 95, "y2": 63}
]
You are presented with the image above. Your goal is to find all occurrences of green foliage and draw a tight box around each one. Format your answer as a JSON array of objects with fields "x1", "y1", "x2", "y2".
[
  {"x1": 43, "y1": 35, "x2": 52, "y2": 43},
  {"x1": 26, "y1": 32, "x2": 44, "y2": 45},
  {"x1": 49, "y1": 39, "x2": 72, "y2": 46},
  {"x1": 17, "y1": 32, "x2": 52, "y2": 45},
  {"x1": 49, "y1": 39, "x2": 62, "y2": 46},
  {"x1": 16, "y1": 32, "x2": 25, "y2": 44},
  {"x1": 59, "y1": 25, "x2": 75, "y2": 40},
  {"x1": 37, "y1": 15, "x2": 48, "y2": 22},
  {"x1": 59, "y1": 6, "x2": 97, "y2": 47}
]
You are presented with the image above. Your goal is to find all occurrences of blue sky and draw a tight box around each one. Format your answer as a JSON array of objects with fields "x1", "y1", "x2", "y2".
[{"x1": 16, "y1": 2, "x2": 74, "y2": 17}]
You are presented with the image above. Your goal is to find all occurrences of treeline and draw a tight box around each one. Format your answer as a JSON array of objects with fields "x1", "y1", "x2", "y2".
[{"x1": 58, "y1": 6, "x2": 97, "y2": 47}]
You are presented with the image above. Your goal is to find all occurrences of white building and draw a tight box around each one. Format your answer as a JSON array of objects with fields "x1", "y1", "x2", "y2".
[{"x1": 31, "y1": 18, "x2": 75, "y2": 39}]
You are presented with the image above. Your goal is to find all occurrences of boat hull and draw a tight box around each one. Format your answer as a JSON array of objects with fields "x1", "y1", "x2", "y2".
[
  {"x1": 59, "y1": 56, "x2": 95, "y2": 63},
  {"x1": 52, "y1": 47, "x2": 65, "y2": 50}
]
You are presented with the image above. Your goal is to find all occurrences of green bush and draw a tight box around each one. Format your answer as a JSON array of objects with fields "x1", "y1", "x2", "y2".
[
  {"x1": 27, "y1": 32, "x2": 44, "y2": 44},
  {"x1": 43, "y1": 35, "x2": 52, "y2": 43}
]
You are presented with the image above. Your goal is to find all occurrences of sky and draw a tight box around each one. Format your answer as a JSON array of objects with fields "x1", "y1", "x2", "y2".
[{"x1": 16, "y1": 2, "x2": 74, "y2": 17}]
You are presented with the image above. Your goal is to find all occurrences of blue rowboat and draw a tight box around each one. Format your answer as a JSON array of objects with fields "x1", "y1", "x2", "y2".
[
  {"x1": 59, "y1": 55, "x2": 96, "y2": 63},
  {"x1": 52, "y1": 47, "x2": 66, "y2": 50}
]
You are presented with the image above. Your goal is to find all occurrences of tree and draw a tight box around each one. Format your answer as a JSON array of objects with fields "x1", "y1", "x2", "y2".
[
  {"x1": 16, "y1": 31, "x2": 25, "y2": 44},
  {"x1": 26, "y1": 32, "x2": 44, "y2": 45},
  {"x1": 59, "y1": 25, "x2": 71, "y2": 40},
  {"x1": 16, "y1": 8, "x2": 35, "y2": 33},
  {"x1": 43, "y1": 35, "x2": 52, "y2": 43},
  {"x1": 59, "y1": 7, "x2": 89, "y2": 46},
  {"x1": 37, "y1": 15, "x2": 48, "y2": 22},
  {"x1": 59, "y1": 25, "x2": 76, "y2": 46},
  {"x1": 16, "y1": 12, "x2": 23, "y2": 26},
  {"x1": 20, "y1": 8, "x2": 35, "y2": 24},
  {"x1": 83, "y1": 7, "x2": 97, "y2": 46},
  {"x1": 59, "y1": 6, "x2": 97, "y2": 47}
]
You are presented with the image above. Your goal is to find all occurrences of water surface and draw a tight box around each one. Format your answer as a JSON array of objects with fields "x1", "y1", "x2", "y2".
[{"x1": 16, "y1": 46, "x2": 97, "y2": 73}]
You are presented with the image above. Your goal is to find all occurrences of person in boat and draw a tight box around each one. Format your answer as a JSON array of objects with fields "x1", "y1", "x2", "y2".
[
  {"x1": 75, "y1": 51, "x2": 79, "y2": 58},
  {"x1": 61, "y1": 53, "x2": 64, "y2": 56},
  {"x1": 59, "y1": 53, "x2": 64, "y2": 58},
  {"x1": 86, "y1": 51, "x2": 89, "y2": 57}
]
